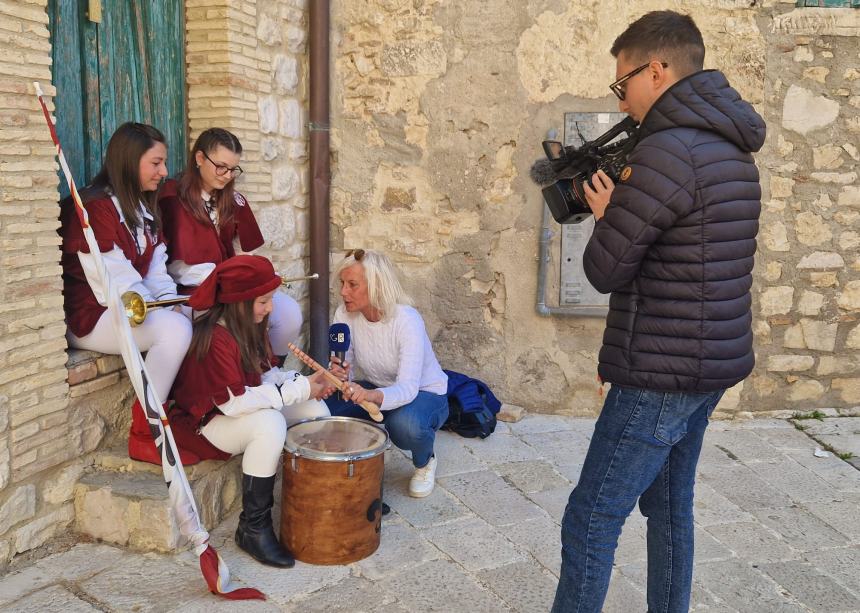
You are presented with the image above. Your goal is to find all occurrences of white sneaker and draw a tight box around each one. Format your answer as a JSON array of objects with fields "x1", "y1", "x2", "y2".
[{"x1": 409, "y1": 456, "x2": 437, "y2": 498}]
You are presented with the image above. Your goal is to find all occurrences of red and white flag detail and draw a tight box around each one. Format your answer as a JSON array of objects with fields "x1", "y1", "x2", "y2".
[{"x1": 33, "y1": 82, "x2": 264, "y2": 601}]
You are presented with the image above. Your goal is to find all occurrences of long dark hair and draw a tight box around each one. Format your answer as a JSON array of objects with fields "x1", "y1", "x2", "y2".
[
  {"x1": 177, "y1": 128, "x2": 243, "y2": 231},
  {"x1": 83, "y1": 122, "x2": 166, "y2": 232},
  {"x1": 189, "y1": 300, "x2": 271, "y2": 374}
]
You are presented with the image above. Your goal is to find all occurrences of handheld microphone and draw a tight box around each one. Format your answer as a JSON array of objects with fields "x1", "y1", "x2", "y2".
[
  {"x1": 329, "y1": 323, "x2": 350, "y2": 363},
  {"x1": 329, "y1": 323, "x2": 350, "y2": 399}
]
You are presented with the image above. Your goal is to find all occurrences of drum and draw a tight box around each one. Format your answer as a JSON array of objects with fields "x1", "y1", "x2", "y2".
[{"x1": 280, "y1": 416, "x2": 389, "y2": 565}]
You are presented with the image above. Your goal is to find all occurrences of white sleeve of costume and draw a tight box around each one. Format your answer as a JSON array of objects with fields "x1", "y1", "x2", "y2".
[
  {"x1": 166, "y1": 259, "x2": 216, "y2": 287},
  {"x1": 278, "y1": 374, "x2": 312, "y2": 406},
  {"x1": 261, "y1": 367, "x2": 292, "y2": 386},
  {"x1": 79, "y1": 246, "x2": 151, "y2": 305},
  {"x1": 142, "y1": 243, "x2": 180, "y2": 300},
  {"x1": 216, "y1": 383, "x2": 283, "y2": 416}
]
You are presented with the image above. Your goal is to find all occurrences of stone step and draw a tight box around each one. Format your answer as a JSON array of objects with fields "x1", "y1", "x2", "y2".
[{"x1": 74, "y1": 447, "x2": 242, "y2": 552}]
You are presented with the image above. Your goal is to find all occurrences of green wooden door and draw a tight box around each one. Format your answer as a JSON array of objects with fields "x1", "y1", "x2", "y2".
[{"x1": 48, "y1": 0, "x2": 186, "y2": 198}]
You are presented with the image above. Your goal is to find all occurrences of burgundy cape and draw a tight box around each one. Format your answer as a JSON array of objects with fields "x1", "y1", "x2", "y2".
[
  {"x1": 60, "y1": 194, "x2": 157, "y2": 338},
  {"x1": 170, "y1": 325, "x2": 274, "y2": 461},
  {"x1": 158, "y1": 179, "x2": 264, "y2": 294}
]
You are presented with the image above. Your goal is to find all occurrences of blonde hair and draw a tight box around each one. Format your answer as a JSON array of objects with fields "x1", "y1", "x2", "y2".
[{"x1": 335, "y1": 250, "x2": 412, "y2": 320}]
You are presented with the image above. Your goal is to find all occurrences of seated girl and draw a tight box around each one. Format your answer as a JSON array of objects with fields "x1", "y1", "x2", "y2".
[
  {"x1": 158, "y1": 128, "x2": 302, "y2": 356},
  {"x1": 169, "y1": 255, "x2": 331, "y2": 568},
  {"x1": 60, "y1": 122, "x2": 194, "y2": 465},
  {"x1": 326, "y1": 249, "x2": 449, "y2": 498}
]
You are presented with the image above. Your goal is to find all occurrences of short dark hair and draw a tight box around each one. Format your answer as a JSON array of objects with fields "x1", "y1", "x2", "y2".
[{"x1": 611, "y1": 11, "x2": 705, "y2": 78}]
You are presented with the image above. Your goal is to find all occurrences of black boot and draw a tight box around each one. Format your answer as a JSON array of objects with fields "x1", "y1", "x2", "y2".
[{"x1": 235, "y1": 474, "x2": 295, "y2": 568}]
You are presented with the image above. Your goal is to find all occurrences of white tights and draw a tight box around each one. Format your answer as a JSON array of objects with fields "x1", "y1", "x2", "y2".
[
  {"x1": 201, "y1": 400, "x2": 330, "y2": 477},
  {"x1": 67, "y1": 308, "x2": 192, "y2": 403}
]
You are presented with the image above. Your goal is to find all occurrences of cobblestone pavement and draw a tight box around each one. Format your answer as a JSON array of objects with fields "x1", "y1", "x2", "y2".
[{"x1": 1, "y1": 415, "x2": 859, "y2": 612}]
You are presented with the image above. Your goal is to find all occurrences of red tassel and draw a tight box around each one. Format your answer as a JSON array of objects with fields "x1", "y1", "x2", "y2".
[{"x1": 199, "y1": 545, "x2": 266, "y2": 601}]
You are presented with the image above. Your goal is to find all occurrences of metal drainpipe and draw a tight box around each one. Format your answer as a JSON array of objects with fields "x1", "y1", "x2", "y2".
[
  {"x1": 308, "y1": 0, "x2": 331, "y2": 363},
  {"x1": 536, "y1": 204, "x2": 608, "y2": 318}
]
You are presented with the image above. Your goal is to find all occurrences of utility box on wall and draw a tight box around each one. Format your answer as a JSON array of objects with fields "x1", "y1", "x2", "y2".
[{"x1": 557, "y1": 112, "x2": 627, "y2": 310}]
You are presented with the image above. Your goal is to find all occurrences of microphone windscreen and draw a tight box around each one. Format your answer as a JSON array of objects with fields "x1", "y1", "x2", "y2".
[
  {"x1": 530, "y1": 158, "x2": 558, "y2": 186},
  {"x1": 328, "y1": 323, "x2": 350, "y2": 352}
]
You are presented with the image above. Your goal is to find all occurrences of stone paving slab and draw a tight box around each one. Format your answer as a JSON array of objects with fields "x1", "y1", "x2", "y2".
[
  {"x1": 376, "y1": 559, "x2": 511, "y2": 612},
  {"x1": 285, "y1": 575, "x2": 406, "y2": 613},
  {"x1": 744, "y1": 456, "x2": 841, "y2": 504},
  {"x1": 476, "y1": 559, "x2": 557, "y2": 613},
  {"x1": 693, "y1": 559, "x2": 808, "y2": 613},
  {"x1": 498, "y1": 514, "x2": 562, "y2": 576},
  {"x1": 493, "y1": 460, "x2": 571, "y2": 494},
  {"x1": 697, "y1": 463, "x2": 794, "y2": 510},
  {"x1": 803, "y1": 545, "x2": 860, "y2": 597},
  {"x1": 5, "y1": 584, "x2": 99, "y2": 612},
  {"x1": 799, "y1": 495, "x2": 860, "y2": 543},
  {"x1": 760, "y1": 559, "x2": 860, "y2": 612},
  {"x1": 2, "y1": 416, "x2": 860, "y2": 612},
  {"x1": 355, "y1": 518, "x2": 443, "y2": 580},
  {"x1": 437, "y1": 470, "x2": 546, "y2": 527},
  {"x1": 422, "y1": 516, "x2": 523, "y2": 572},
  {"x1": 459, "y1": 432, "x2": 543, "y2": 465},
  {"x1": 753, "y1": 505, "x2": 849, "y2": 552},
  {"x1": 702, "y1": 521, "x2": 799, "y2": 563},
  {"x1": 796, "y1": 417, "x2": 860, "y2": 463}
]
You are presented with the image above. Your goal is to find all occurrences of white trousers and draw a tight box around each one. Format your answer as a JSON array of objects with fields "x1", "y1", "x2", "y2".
[
  {"x1": 67, "y1": 308, "x2": 192, "y2": 403},
  {"x1": 268, "y1": 291, "x2": 303, "y2": 356},
  {"x1": 201, "y1": 399, "x2": 330, "y2": 477}
]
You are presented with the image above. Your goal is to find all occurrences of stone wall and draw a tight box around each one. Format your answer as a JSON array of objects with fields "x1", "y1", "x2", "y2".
[
  {"x1": 330, "y1": 1, "x2": 860, "y2": 418},
  {"x1": 186, "y1": 0, "x2": 311, "y2": 298},
  {"x1": 754, "y1": 7, "x2": 860, "y2": 413},
  {"x1": 0, "y1": 0, "x2": 312, "y2": 568},
  {"x1": 0, "y1": 0, "x2": 76, "y2": 564}
]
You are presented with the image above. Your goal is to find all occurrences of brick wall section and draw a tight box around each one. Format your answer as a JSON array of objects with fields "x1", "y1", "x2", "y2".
[
  {"x1": 0, "y1": 0, "x2": 76, "y2": 563},
  {"x1": 185, "y1": 0, "x2": 311, "y2": 309}
]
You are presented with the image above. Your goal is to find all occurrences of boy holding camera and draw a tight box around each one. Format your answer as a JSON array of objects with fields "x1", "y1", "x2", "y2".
[{"x1": 552, "y1": 11, "x2": 765, "y2": 613}]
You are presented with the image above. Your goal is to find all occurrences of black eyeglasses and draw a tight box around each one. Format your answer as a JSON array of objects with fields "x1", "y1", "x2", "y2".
[
  {"x1": 202, "y1": 151, "x2": 243, "y2": 178},
  {"x1": 345, "y1": 249, "x2": 365, "y2": 261},
  {"x1": 610, "y1": 61, "x2": 668, "y2": 101}
]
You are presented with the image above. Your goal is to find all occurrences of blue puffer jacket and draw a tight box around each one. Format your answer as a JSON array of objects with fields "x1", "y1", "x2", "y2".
[{"x1": 584, "y1": 70, "x2": 766, "y2": 392}]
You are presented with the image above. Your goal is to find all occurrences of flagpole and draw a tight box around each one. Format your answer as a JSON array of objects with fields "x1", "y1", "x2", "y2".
[{"x1": 34, "y1": 82, "x2": 264, "y2": 601}]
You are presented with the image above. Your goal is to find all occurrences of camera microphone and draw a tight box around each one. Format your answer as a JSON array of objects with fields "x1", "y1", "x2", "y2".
[{"x1": 529, "y1": 159, "x2": 560, "y2": 186}]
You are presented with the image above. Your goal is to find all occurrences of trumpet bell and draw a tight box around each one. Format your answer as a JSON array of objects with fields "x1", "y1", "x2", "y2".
[{"x1": 121, "y1": 291, "x2": 147, "y2": 327}]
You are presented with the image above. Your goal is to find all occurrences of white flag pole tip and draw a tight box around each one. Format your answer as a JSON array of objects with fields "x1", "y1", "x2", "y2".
[{"x1": 33, "y1": 81, "x2": 43, "y2": 97}]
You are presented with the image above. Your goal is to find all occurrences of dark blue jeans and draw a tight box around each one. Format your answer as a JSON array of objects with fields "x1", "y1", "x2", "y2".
[
  {"x1": 324, "y1": 382, "x2": 449, "y2": 468},
  {"x1": 552, "y1": 385, "x2": 724, "y2": 613}
]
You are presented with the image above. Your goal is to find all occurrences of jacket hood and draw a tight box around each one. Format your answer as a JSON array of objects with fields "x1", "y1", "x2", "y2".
[{"x1": 637, "y1": 70, "x2": 766, "y2": 153}]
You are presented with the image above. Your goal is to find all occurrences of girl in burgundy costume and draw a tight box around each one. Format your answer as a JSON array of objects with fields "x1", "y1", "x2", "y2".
[
  {"x1": 170, "y1": 255, "x2": 330, "y2": 567},
  {"x1": 60, "y1": 122, "x2": 196, "y2": 466},
  {"x1": 158, "y1": 128, "x2": 302, "y2": 357}
]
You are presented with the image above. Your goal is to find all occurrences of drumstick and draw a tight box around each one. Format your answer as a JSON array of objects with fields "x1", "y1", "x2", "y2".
[{"x1": 287, "y1": 343, "x2": 384, "y2": 423}]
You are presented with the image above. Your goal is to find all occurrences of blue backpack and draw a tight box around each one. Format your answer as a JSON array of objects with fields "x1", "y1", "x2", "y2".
[{"x1": 442, "y1": 370, "x2": 501, "y2": 439}]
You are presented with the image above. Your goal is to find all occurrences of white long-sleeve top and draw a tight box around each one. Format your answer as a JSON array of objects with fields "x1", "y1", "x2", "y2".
[
  {"x1": 334, "y1": 304, "x2": 448, "y2": 411},
  {"x1": 78, "y1": 196, "x2": 179, "y2": 304}
]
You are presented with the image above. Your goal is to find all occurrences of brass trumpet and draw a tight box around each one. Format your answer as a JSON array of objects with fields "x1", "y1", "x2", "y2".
[{"x1": 121, "y1": 273, "x2": 319, "y2": 326}]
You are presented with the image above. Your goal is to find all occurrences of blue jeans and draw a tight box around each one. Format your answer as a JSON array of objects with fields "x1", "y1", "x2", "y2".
[
  {"x1": 552, "y1": 385, "x2": 724, "y2": 613},
  {"x1": 324, "y1": 383, "x2": 449, "y2": 468}
]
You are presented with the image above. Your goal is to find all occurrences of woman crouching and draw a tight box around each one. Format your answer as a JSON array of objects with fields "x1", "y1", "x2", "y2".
[
  {"x1": 169, "y1": 255, "x2": 331, "y2": 567},
  {"x1": 326, "y1": 249, "x2": 449, "y2": 498}
]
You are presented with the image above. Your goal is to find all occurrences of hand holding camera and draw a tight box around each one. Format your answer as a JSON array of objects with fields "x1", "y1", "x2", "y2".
[{"x1": 530, "y1": 116, "x2": 637, "y2": 224}]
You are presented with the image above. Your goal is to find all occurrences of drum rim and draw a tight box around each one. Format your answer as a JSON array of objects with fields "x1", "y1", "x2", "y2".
[{"x1": 284, "y1": 416, "x2": 390, "y2": 462}]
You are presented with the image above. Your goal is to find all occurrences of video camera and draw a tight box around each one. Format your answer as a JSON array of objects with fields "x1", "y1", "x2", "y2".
[{"x1": 530, "y1": 116, "x2": 638, "y2": 224}]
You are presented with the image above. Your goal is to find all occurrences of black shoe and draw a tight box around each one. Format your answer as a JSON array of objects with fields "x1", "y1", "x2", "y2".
[
  {"x1": 235, "y1": 474, "x2": 295, "y2": 568},
  {"x1": 381, "y1": 502, "x2": 391, "y2": 516}
]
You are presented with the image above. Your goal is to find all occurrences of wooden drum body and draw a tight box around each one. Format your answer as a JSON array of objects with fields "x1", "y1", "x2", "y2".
[{"x1": 280, "y1": 417, "x2": 389, "y2": 565}]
